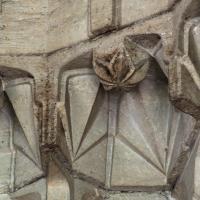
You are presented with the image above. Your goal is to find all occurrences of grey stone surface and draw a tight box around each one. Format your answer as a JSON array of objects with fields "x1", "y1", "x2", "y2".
[
  {"x1": 58, "y1": 63, "x2": 195, "y2": 190},
  {"x1": 0, "y1": 0, "x2": 177, "y2": 54},
  {"x1": 72, "y1": 178, "x2": 170, "y2": 200},
  {"x1": 170, "y1": 18, "x2": 200, "y2": 118},
  {"x1": 89, "y1": 0, "x2": 116, "y2": 36},
  {"x1": 0, "y1": 0, "x2": 200, "y2": 200},
  {"x1": 10, "y1": 178, "x2": 47, "y2": 200},
  {"x1": 48, "y1": 0, "x2": 88, "y2": 52},
  {"x1": 170, "y1": 1, "x2": 200, "y2": 199},
  {"x1": 195, "y1": 144, "x2": 200, "y2": 199},
  {"x1": 0, "y1": 0, "x2": 47, "y2": 54},
  {"x1": 0, "y1": 103, "x2": 12, "y2": 193},
  {"x1": 121, "y1": 0, "x2": 171, "y2": 26},
  {"x1": 0, "y1": 77, "x2": 44, "y2": 197},
  {"x1": 107, "y1": 192, "x2": 170, "y2": 200},
  {"x1": 47, "y1": 161, "x2": 70, "y2": 200}
]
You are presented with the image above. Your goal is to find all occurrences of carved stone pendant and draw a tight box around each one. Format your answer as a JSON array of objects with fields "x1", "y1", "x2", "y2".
[{"x1": 93, "y1": 37, "x2": 151, "y2": 91}]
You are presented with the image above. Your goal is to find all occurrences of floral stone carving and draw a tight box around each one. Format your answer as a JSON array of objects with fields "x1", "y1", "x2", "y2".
[{"x1": 93, "y1": 37, "x2": 151, "y2": 91}]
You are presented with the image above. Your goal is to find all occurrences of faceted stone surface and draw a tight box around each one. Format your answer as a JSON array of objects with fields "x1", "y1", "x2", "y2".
[
  {"x1": 107, "y1": 192, "x2": 169, "y2": 200},
  {"x1": 90, "y1": 0, "x2": 114, "y2": 35},
  {"x1": 10, "y1": 178, "x2": 47, "y2": 200},
  {"x1": 0, "y1": 0, "x2": 200, "y2": 200},
  {"x1": 121, "y1": 0, "x2": 171, "y2": 26},
  {"x1": 73, "y1": 178, "x2": 170, "y2": 200}
]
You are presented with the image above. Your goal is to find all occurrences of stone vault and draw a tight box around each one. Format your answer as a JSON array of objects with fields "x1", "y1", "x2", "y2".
[{"x1": 0, "y1": 0, "x2": 200, "y2": 199}]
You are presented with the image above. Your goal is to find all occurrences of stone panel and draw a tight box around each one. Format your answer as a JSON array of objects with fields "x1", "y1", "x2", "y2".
[
  {"x1": 47, "y1": 161, "x2": 70, "y2": 200},
  {"x1": 169, "y1": 2, "x2": 200, "y2": 199},
  {"x1": 170, "y1": 18, "x2": 200, "y2": 118},
  {"x1": 0, "y1": 0, "x2": 47, "y2": 54},
  {"x1": 107, "y1": 192, "x2": 169, "y2": 200},
  {"x1": 0, "y1": 105, "x2": 12, "y2": 193},
  {"x1": 48, "y1": 0, "x2": 88, "y2": 52},
  {"x1": 89, "y1": 0, "x2": 115, "y2": 35},
  {"x1": 121, "y1": 0, "x2": 171, "y2": 26},
  {"x1": 194, "y1": 144, "x2": 200, "y2": 199}
]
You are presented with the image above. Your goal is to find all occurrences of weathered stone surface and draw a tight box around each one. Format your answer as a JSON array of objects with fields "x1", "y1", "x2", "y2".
[
  {"x1": 48, "y1": 0, "x2": 88, "y2": 52},
  {"x1": 57, "y1": 50, "x2": 195, "y2": 191},
  {"x1": 47, "y1": 161, "x2": 70, "y2": 200},
  {"x1": 73, "y1": 178, "x2": 170, "y2": 200},
  {"x1": 170, "y1": 18, "x2": 200, "y2": 118},
  {"x1": 89, "y1": 0, "x2": 115, "y2": 35},
  {"x1": 170, "y1": 1, "x2": 200, "y2": 200},
  {"x1": 0, "y1": 102, "x2": 12, "y2": 193},
  {"x1": 0, "y1": 194, "x2": 11, "y2": 200},
  {"x1": 0, "y1": 0, "x2": 177, "y2": 54},
  {"x1": 93, "y1": 36, "x2": 151, "y2": 90},
  {"x1": 107, "y1": 192, "x2": 169, "y2": 200},
  {"x1": 0, "y1": 1, "x2": 2, "y2": 13},
  {"x1": 0, "y1": 0, "x2": 47, "y2": 54},
  {"x1": 0, "y1": 73, "x2": 45, "y2": 198},
  {"x1": 194, "y1": 144, "x2": 200, "y2": 199},
  {"x1": 0, "y1": 0, "x2": 200, "y2": 199},
  {"x1": 121, "y1": 0, "x2": 172, "y2": 26},
  {"x1": 10, "y1": 178, "x2": 47, "y2": 200}
]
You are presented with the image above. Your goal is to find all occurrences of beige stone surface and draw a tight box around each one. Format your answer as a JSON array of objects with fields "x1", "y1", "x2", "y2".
[
  {"x1": 0, "y1": 0, "x2": 176, "y2": 54},
  {"x1": 0, "y1": 0, "x2": 47, "y2": 54},
  {"x1": 107, "y1": 192, "x2": 169, "y2": 200},
  {"x1": 48, "y1": 0, "x2": 88, "y2": 52},
  {"x1": 0, "y1": 0, "x2": 177, "y2": 54},
  {"x1": 0, "y1": 0, "x2": 199, "y2": 200},
  {"x1": 121, "y1": 0, "x2": 172, "y2": 26},
  {"x1": 195, "y1": 144, "x2": 200, "y2": 198},
  {"x1": 90, "y1": 0, "x2": 114, "y2": 35},
  {"x1": 47, "y1": 161, "x2": 70, "y2": 200}
]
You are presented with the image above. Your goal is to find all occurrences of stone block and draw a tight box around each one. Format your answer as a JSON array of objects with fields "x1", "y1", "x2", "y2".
[
  {"x1": 121, "y1": 0, "x2": 170, "y2": 26},
  {"x1": 48, "y1": 0, "x2": 88, "y2": 52},
  {"x1": 89, "y1": 0, "x2": 115, "y2": 35}
]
